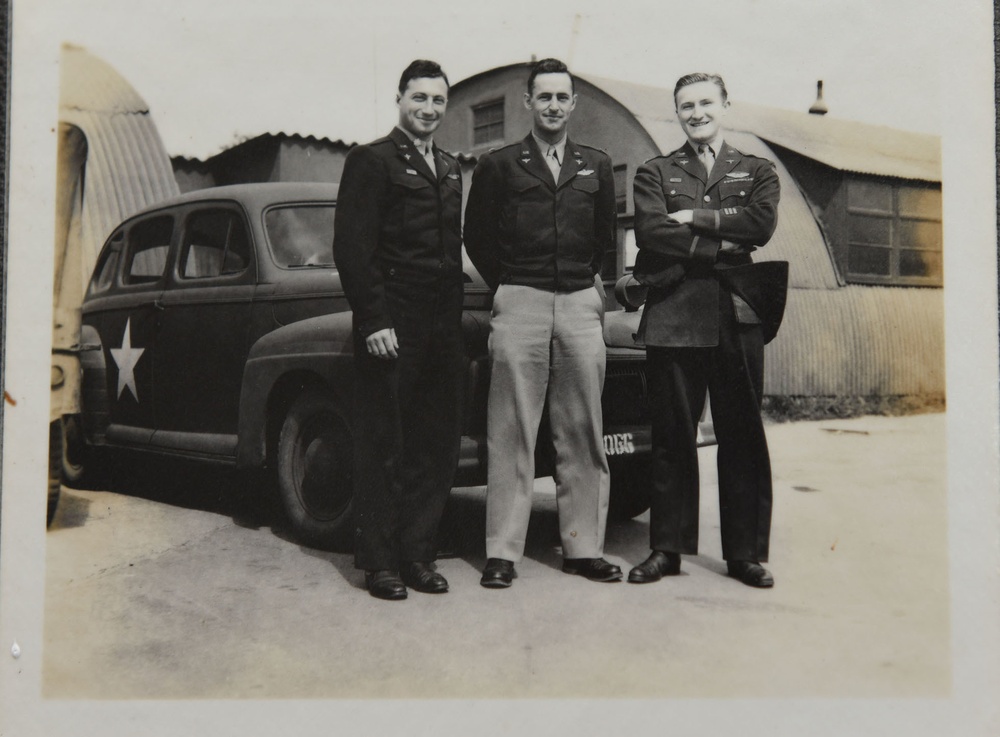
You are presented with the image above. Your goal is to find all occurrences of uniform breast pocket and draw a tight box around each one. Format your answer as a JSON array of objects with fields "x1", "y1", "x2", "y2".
[
  {"x1": 664, "y1": 179, "x2": 698, "y2": 206},
  {"x1": 571, "y1": 177, "x2": 600, "y2": 195},
  {"x1": 718, "y1": 179, "x2": 751, "y2": 204},
  {"x1": 391, "y1": 174, "x2": 433, "y2": 228},
  {"x1": 508, "y1": 177, "x2": 543, "y2": 243}
]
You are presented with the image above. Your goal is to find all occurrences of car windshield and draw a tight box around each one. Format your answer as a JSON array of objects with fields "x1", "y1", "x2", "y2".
[{"x1": 264, "y1": 205, "x2": 336, "y2": 267}]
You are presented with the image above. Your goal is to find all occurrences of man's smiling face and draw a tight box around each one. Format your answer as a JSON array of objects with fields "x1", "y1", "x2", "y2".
[{"x1": 675, "y1": 80, "x2": 729, "y2": 145}]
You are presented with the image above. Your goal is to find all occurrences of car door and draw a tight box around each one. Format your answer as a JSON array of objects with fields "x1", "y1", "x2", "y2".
[
  {"x1": 85, "y1": 214, "x2": 174, "y2": 446},
  {"x1": 150, "y1": 204, "x2": 255, "y2": 455}
]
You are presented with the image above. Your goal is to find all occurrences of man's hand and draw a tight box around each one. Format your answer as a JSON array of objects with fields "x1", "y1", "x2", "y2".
[
  {"x1": 365, "y1": 328, "x2": 399, "y2": 359},
  {"x1": 669, "y1": 209, "x2": 694, "y2": 224},
  {"x1": 719, "y1": 239, "x2": 754, "y2": 254}
]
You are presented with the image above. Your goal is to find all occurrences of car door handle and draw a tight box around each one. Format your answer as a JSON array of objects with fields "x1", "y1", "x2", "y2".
[{"x1": 140, "y1": 299, "x2": 165, "y2": 311}]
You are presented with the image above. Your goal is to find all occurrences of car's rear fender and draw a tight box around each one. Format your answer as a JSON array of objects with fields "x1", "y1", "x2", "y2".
[{"x1": 237, "y1": 312, "x2": 355, "y2": 469}]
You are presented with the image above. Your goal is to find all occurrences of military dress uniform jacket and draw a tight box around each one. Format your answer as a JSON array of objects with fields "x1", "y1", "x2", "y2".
[
  {"x1": 632, "y1": 141, "x2": 779, "y2": 347},
  {"x1": 464, "y1": 134, "x2": 616, "y2": 292},
  {"x1": 333, "y1": 127, "x2": 464, "y2": 338}
]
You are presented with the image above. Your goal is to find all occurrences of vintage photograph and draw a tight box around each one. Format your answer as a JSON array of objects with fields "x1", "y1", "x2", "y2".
[{"x1": 2, "y1": 0, "x2": 997, "y2": 735}]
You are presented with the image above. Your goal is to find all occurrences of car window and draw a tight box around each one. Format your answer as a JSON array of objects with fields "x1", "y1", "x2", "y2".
[
  {"x1": 181, "y1": 209, "x2": 251, "y2": 279},
  {"x1": 90, "y1": 230, "x2": 124, "y2": 293},
  {"x1": 124, "y1": 216, "x2": 173, "y2": 284},
  {"x1": 264, "y1": 205, "x2": 335, "y2": 268}
]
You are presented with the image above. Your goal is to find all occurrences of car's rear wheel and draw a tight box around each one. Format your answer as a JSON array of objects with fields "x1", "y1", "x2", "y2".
[
  {"x1": 276, "y1": 388, "x2": 354, "y2": 549},
  {"x1": 607, "y1": 456, "x2": 652, "y2": 521}
]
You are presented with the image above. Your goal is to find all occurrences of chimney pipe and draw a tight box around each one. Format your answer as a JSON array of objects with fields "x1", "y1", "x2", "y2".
[{"x1": 809, "y1": 80, "x2": 828, "y2": 115}]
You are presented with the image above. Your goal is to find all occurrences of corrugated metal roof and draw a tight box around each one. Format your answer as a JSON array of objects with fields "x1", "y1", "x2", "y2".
[
  {"x1": 60, "y1": 44, "x2": 149, "y2": 114},
  {"x1": 59, "y1": 46, "x2": 180, "y2": 282},
  {"x1": 764, "y1": 286, "x2": 944, "y2": 396},
  {"x1": 580, "y1": 73, "x2": 940, "y2": 182}
]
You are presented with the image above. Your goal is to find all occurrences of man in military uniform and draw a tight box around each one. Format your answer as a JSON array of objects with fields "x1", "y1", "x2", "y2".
[
  {"x1": 465, "y1": 58, "x2": 621, "y2": 588},
  {"x1": 629, "y1": 73, "x2": 781, "y2": 588},
  {"x1": 333, "y1": 60, "x2": 464, "y2": 601}
]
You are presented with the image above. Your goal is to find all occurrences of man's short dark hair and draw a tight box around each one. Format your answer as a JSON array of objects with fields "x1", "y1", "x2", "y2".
[
  {"x1": 398, "y1": 59, "x2": 449, "y2": 95},
  {"x1": 527, "y1": 58, "x2": 575, "y2": 95},
  {"x1": 673, "y1": 73, "x2": 728, "y2": 103}
]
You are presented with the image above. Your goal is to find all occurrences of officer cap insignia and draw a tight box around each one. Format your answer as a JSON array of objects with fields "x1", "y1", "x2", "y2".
[{"x1": 406, "y1": 168, "x2": 418, "y2": 175}]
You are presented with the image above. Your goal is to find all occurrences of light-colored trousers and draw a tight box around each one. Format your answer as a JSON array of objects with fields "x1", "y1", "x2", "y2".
[{"x1": 485, "y1": 283, "x2": 611, "y2": 562}]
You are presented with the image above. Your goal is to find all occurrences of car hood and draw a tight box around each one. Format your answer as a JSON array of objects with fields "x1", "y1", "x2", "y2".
[{"x1": 603, "y1": 309, "x2": 644, "y2": 352}]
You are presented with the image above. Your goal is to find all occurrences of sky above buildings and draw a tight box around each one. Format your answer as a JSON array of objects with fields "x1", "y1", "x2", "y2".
[{"x1": 35, "y1": 0, "x2": 945, "y2": 159}]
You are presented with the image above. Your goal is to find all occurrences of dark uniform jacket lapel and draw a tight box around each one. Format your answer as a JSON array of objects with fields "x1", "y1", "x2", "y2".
[
  {"x1": 517, "y1": 134, "x2": 557, "y2": 189},
  {"x1": 556, "y1": 139, "x2": 588, "y2": 189},
  {"x1": 675, "y1": 142, "x2": 706, "y2": 183},
  {"x1": 705, "y1": 141, "x2": 742, "y2": 191},
  {"x1": 389, "y1": 127, "x2": 437, "y2": 184}
]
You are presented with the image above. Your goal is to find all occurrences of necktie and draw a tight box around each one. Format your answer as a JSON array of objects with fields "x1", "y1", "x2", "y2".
[
  {"x1": 546, "y1": 145, "x2": 561, "y2": 181},
  {"x1": 698, "y1": 143, "x2": 715, "y2": 175},
  {"x1": 422, "y1": 142, "x2": 436, "y2": 176}
]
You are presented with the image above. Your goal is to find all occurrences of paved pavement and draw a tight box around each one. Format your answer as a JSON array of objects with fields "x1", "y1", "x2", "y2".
[{"x1": 43, "y1": 413, "x2": 948, "y2": 699}]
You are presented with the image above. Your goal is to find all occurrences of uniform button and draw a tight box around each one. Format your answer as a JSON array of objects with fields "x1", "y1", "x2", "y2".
[
  {"x1": 389, "y1": 268, "x2": 396, "y2": 276},
  {"x1": 703, "y1": 195, "x2": 711, "y2": 202},
  {"x1": 669, "y1": 189, "x2": 677, "y2": 195},
  {"x1": 740, "y1": 190, "x2": 746, "y2": 196},
  {"x1": 438, "y1": 262, "x2": 445, "y2": 269}
]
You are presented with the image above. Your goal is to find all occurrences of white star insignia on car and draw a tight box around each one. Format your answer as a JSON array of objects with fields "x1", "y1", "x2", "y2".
[{"x1": 110, "y1": 317, "x2": 145, "y2": 402}]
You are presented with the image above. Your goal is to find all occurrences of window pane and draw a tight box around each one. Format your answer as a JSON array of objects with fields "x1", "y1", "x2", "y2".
[
  {"x1": 898, "y1": 185, "x2": 942, "y2": 220},
  {"x1": 848, "y1": 214, "x2": 891, "y2": 245},
  {"x1": 848, "y1": 244, "x2": 890, "y2": 276},
  {"x1": 473, "y1": 100, "x2": 505, "y2": 145},
  {"x1": 182, "y1": 211, "x2": 229, "y2": 278},
  {"x1": 265, "y1": 205, "x2": 336, "y2": 267},
  {"x1": 899, "y1": 249, "x2": 942, "y2": 279},
  {"x1": 223, "y1": 217, "x2": 251, "y2": 274},
  {"x1": 91, "y1": 232, "x2": 123, "y2": 292},
  {"x1": 897, "y1": 219, "x2": 942, "y2": 250},
  {"x1": 126, "y1": 216, "x2": 173, "y2": 283},
  {"x1": 847, "y1": 179, "x2": 892, "y2": 212}
]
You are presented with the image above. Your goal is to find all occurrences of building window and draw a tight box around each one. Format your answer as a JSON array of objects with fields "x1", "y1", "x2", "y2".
[
  {"x1": 472, "y1": 99, "x2": 505, "y2": 146},
  {"x1": 613, "y1": 164, "x2": 628, "y2": 214},
  {"x1": 844, "y1": 177, "x2": 942, "y2": 286}
]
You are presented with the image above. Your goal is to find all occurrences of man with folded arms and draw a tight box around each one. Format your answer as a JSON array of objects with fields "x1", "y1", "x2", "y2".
[
  {"x1": 630, "y1": 72, "x2": 780, "y2": 588},
  {"x1": 465, "y1": 58, "x2": 620, "y2": 588}
]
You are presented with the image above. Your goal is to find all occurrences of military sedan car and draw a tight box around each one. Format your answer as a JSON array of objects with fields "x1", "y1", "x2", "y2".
[{"x1": 66, "y1": 182, "x2": 692, "y2": 548}]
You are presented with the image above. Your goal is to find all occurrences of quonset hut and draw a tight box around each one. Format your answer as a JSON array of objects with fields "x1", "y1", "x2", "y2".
[{"x1": 433, "y1": 63, "x2": 944, "y2": 414}]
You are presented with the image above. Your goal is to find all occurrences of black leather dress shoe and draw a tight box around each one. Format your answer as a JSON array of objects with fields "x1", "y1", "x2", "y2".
[
  {"x1": 727, "y1": 560, "x2": 774, "y2": 588},
  {"x1": 562, "y1": 557, "x2": 623, "y2": 582},
  {"x1": 480, "y1": 558, "x2": 517, "y2": 588},
  {"x1": 401, "y1": 562, "x2": 449, "y2": 594},
  {"x1": 364, "y1": 570, "x2": 407, "y2": 600},
  {"x1": 627, "y1": 551, "x2": 681, "y2": 583}
]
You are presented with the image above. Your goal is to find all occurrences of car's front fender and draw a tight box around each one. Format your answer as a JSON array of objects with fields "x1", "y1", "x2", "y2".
[{"x1": 237, "y1": 312, "x2": 356, "y2": 468}]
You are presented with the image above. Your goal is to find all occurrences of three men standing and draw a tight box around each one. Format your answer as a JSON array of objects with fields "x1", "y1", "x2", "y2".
[
  {"x1": 333, "y1": 60, "x2": 464, "y2": 600},
  {"x1": 464, "y1": 58, "x2": 621, "y2": 588},
  {"x1": 629, "y1": 73, "x2": 780, "y2": 588}
]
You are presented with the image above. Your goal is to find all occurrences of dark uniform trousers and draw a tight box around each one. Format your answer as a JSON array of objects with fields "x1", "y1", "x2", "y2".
[
  {"x1": 333, "y1": 127, "x2": 465, "y2": 572},
  {"x1": 633, "y1": 140, "x2": 780, "y2": 563},
  {"x1": 351, "y1": 278, "x2": 463, "y2": 570}
]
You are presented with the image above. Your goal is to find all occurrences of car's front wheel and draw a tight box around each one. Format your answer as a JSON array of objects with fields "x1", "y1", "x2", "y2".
[
  {"x1": 607, "y1": 456, "x2": 652, "y2": 521},
  {"x1": 276, "y1": 388, "x2": 354, "y2": 549}
]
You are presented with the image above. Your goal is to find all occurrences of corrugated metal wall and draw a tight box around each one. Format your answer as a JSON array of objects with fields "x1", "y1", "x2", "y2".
[{"x1": 765, "y1": 286, "x2": 944, "y2": 396}]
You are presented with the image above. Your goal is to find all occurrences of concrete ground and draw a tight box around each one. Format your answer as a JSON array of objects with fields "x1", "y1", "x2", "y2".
[{"x1": 42, "y1": 413, "x2": 948, "y2": 699}]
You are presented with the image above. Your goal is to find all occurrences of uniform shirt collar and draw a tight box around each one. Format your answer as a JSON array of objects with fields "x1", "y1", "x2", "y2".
[
  {"x1": 691, "y1": 136, "x2": 725, "y2": 158},
  {"x1": 532, "y1": 131, "x2": 568, "y2": 162},
  {"x1": 396, "y1": 125, "x2": 433, "y2": 155}
]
